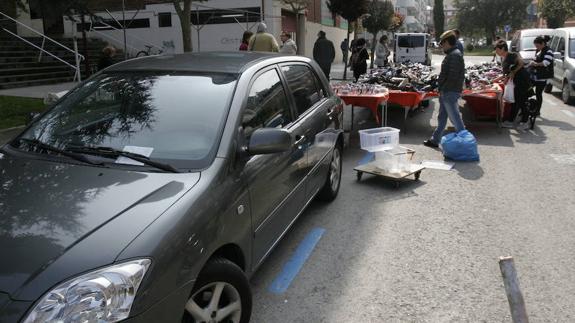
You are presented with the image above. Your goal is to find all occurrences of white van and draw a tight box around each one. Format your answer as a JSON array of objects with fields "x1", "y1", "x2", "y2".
[{"x1": 393, "y1": 33, "x2": 432, "y2": 65}]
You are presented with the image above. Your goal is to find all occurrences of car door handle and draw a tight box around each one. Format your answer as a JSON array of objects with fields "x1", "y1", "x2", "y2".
[{"x1": 293, "y1": 135, "x2": 306, "y2": 147}]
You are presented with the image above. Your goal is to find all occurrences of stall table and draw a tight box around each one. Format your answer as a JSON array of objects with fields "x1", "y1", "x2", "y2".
[
  {"x1": 462, "y1": 84, "x2": 511, "y2": 129},
  {"x1": 336, "y1": 91, "x2": 389, "y2": 130}
]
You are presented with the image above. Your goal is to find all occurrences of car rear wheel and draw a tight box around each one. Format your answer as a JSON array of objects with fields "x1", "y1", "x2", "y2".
[
  {"x1": 183, "y1": 258, "x2": 251, "y2": 323},
  {"x1": 562, "y1": 81, "x2": 574, "y2": 105},
  {"x1": 544, "y1": 83, "x2": 553, "y2": 93},
  {"x1": 317, "y1": 144, "x2": 342, "y2": 201}
]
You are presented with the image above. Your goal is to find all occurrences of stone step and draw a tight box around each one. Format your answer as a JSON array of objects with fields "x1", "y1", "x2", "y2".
[
  {"x1": 0, "y1": 76, "x2": 75, "y2": 90},
  {"x1": 0, "y1": 70, "x2": 74, "y2": 83},
  {"x1": 0, "y1": 65, "x2": 72, "y2": 76}
]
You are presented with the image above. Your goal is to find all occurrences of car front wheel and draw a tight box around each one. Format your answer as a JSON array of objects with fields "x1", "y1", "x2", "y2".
[
  {"x1": 317, "y1": 144, "x2": 342, "y2": 201},
  {"x1": 183, "y1": 258, "x2": 251, "y2": 323}
]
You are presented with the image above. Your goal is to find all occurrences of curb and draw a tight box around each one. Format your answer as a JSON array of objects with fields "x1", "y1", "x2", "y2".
[{"x1": 0, "y1": 126, "x2": 25, "y2": 134}]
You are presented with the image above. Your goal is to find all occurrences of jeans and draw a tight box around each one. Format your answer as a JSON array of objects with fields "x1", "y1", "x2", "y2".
[
  {"x1": 534, "y1": 81, "x2": 546, "y2": 115},
  {"x1": 507, "y1": 83, "x2": 529, "y2": 123},
  {"x1": 431, "y1": 91, "x2": 465, "y2": 143}
]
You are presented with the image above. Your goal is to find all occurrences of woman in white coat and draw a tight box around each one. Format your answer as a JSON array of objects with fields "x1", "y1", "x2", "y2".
[{"x1": 374, "y1": 35, "x2": 389, "y2": 67}]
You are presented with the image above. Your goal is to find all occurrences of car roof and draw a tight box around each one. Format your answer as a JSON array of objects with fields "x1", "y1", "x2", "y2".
[
  {"x1": 105, "y1": 51, "x2": 307, "y2": 74},
  {"x1": 519, "y1": 28, "x2": 555, "y2": 36},
  {"x1": 556, "y1": 27, "x2": 575, "y2": 37}
]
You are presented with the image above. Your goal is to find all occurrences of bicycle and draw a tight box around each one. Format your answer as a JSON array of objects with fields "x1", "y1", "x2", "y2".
[{"x1": 136, "y1": 45, "x2": 163, "y2": 57}]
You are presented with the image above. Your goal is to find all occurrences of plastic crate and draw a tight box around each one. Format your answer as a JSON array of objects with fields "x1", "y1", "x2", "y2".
[
  {"x1": 358, "y1": 127, "x2": 400, "y2": 152},
  {"x1": 374, "y1": 146, "x2": 411, "y2": 173}
]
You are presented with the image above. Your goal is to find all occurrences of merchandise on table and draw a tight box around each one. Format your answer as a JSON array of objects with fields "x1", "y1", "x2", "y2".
[
  {"x1": 465, "y1": 62, "x2": 503, "y2": 91},
  {"x1": 331, "y1": 82, "x2": 389, "y2": 96},
  {"x1": 357, "y1": 63, "x2": 438, "y2": 92}
]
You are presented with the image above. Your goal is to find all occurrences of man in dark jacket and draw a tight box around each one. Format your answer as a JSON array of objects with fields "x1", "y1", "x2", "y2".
[
  {"x1": 424, "y1": 30, "x2": 466, "y2": 148},
  {"x1": 313, "y1": 31, "x2": 335, "y2": 79}
]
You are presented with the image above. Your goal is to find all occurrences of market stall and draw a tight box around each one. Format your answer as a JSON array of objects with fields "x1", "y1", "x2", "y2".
[{"x1": 332, "y1": 83, "x2": 389, "y2": 130}]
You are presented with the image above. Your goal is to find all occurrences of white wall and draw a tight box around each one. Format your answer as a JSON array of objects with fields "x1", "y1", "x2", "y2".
[{"x1": 15, "y1": 6, "x2": 44, "y2": 37}]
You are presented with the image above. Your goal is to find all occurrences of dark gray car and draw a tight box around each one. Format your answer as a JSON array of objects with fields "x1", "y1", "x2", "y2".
[{"x1": 0, "y1": 52, "x2": 344, "y2": 322}]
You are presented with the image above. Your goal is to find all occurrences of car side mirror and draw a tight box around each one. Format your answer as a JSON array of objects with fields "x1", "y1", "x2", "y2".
[
  {"x1": 511, "y1": 45, "x2": 517, "y2": 52},
  {"x1": 554, "y1": 52, "x2": 562, "y2": 59},
  {"x1": 247, "y1": 128, "x2": 292, "y2": 155}
]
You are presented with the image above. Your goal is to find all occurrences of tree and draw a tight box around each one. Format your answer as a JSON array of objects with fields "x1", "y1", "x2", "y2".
[
  {"x1": 362, "y1": 0, "x2": 394, "y2": 68},
  {"x1": 171, "y1": 0, "x2": 207, "y2": 52},
  {"x1": 390, "y1": 12, "x2": 405, "y2": 32},
  {"x1": 540, "y1": 0, "x2": 574, "y2": 28},
  {"x1": 454, "y1": 0, "x2": 531, "y2": 45},
  {"x1": 433, "y1": 0, "x2": 445, "y2": 42},
  {"x1": 281, "y1": 0, "x2": 310, "y2": 55},
  {"x1": 327, "y1": 0, "x2": 369, "y2": 79}
]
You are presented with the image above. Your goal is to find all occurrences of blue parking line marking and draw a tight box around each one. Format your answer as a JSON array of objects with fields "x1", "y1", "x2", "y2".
[
  {"x1": 268, "y1": 228, "x2": 325, "y2": 294},
  {"x1": 358, "y1": 151, "x2": 374, "y2": 165}
]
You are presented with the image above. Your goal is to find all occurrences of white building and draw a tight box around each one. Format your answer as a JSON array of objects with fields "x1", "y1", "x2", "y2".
[{"x1": 394, "y1": 0, "x2": 432, "y2": 33}]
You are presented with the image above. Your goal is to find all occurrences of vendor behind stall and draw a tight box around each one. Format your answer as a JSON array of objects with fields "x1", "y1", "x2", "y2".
[{"x1": 493, "y1": 40, "x2": 531, "y2": 130}]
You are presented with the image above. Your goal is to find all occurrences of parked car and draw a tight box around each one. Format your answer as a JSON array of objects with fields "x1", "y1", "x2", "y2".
[
  {"x1": 546, "y1": 27, "x2": 575, "y2": 104},
  {"x1": 0, "y1": 52, "x2": 344, "y2": 322},
  {"x1": 510, "y1": 28, "x2": 555, "y2": 64},
  {"x1": 393, "y1": 33, "x2": 432, "y2": 65}
]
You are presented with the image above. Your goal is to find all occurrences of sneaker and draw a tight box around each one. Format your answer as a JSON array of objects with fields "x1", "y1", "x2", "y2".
[
  {"x1": 423, "y1": 139, "x2": 439, "y2": 148},
  {"x1": 518, "y1": 122, "x2": 531, "y2": 131},
  {"x1": 501, "y1": 121, "x2": 515, "y2": 128}
]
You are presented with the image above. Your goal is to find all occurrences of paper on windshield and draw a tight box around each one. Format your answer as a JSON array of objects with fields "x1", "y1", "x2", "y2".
[{"x1": 116, "y1": 146, "x2": 154, "y2": 166}]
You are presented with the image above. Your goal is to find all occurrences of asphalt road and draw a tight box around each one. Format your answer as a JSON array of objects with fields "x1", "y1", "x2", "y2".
[{"x1": 250, "y1": 56, "x2": 575, "y2": 322}]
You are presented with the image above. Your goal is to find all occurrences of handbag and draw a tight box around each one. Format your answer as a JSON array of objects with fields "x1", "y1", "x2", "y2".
[{"x1": 503, "y1": 79, "x2": 515, "y2": 103}]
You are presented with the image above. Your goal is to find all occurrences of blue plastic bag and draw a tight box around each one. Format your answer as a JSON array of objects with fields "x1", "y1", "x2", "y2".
[{"x1": 440, "y1": 130, "x2": 480, "y2": 161}]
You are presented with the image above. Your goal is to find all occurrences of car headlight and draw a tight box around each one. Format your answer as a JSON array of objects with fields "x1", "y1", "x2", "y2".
[{"x1": 23, "y1": 259, "x2": 151, "y2": 323}]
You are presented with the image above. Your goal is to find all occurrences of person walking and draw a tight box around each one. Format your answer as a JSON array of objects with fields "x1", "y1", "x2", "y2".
[
  {"x1": 423, "y1": 30, "x2": 466, "y2": 148},
  {"x1": 374, "y1": 35, "x2": 389, "y2": 67},
  {"x1": 239, "y1": 30, "x2": 253, "y2": 51},
  {"x1": 340, "y1": 38, "x2": 349, "y2": 64},
  {"x1": 248, "y1": 22, "x2": 279, "y2": 52},
  {"x1": 97, "y1": 45, "x2": 116, "y2": 71},
  {"x1": 494, "y1": 39, "x2": 531, "y2": 130},
  {"x1": 528, "y1": 35, "x2": 554, "y2": 116},
  {"x1": 313, "y1": 31, "x2": 335, "y2": 79},
  {"x1": 279, "y1": 31, "x2": 297, "y2": 55},
  {"x1": 351, "y1": 38, "x2": 369, "y2": 82},
  {"x1": 453, "y1": 29, "x2": 464, "y2": 54}
]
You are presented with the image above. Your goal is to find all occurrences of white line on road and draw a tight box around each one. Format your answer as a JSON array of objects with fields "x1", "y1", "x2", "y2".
[{"x1": 561, "y1": 110, "x2": 575, "y2": 118}]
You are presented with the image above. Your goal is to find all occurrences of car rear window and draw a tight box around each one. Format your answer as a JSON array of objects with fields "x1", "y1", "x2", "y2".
[{"x1": 398, "y1": 36, "x2": 425, "y2": 48}]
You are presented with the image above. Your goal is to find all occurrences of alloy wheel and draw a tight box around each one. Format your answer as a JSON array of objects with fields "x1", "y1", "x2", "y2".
[
  {"x1": 329, "y1": 148, "x2": 341, "y2": 192},
  {"x1": 185, "y1": 282, "x2": 242, "y2": 323}
]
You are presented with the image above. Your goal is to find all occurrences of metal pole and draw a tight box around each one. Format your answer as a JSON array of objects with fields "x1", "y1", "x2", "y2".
[
  {"x1": 122, "y1": 0, "x2": 127, "y2": 60},
  {"x1": 73, "y1": 37, "x2": 81, "y2": 82},
  {"x1": 196, "y1": 6, "x2": 200, "y2": 52}
]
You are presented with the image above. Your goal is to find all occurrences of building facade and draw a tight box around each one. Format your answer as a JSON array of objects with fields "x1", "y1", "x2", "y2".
[{"x1": 2, "y1": 0, "x2": 349, "y2": 62}]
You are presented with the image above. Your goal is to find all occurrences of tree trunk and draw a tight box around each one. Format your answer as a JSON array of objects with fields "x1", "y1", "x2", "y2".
[
  {"x1": 370, "y1": 32, "x2": 377, "y2": 69},
  {"x1": 343, "y1": 24, "x2": 351, "y2": 80},
  {"x1": 295, "y1": 13, "x2": 301, "y2": 55},
  {"x1": 174, "y1": 0, "x2": 193, "y2": 52}
]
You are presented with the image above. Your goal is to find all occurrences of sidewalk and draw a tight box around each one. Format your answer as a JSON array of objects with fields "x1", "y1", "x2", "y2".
[{"x1": 0, "y1": 82, "x2": 77, "y2": 99}]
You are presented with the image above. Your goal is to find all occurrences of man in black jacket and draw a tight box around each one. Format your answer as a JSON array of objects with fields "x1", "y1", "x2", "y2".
[
  {"x1": 313, "y1": 31, "x2": 335, "y2": 79},
  {"x1": 424, "y1": 30, "x2": 466, "y2": 148}
]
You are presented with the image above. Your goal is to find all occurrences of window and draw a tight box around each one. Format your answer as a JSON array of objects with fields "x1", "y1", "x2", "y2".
[
  {"x1": 397, "y1": 36, "x2": 424, "y2": 48},
  {"x1": 558, "y1": 37, "x2": 566, "y2": 54},
  {"x1": 242, "y1": 69, "x2": 292, "y2": 138},
  {"x1": 281, "y1": 65, "x2": 322, "y2": 116},
  {"x1": 550, "y1": 36, "x2": 559, "y2": 52},
  {"x1": 158, "y1": 12, "x2": 172, "y2": 27}
]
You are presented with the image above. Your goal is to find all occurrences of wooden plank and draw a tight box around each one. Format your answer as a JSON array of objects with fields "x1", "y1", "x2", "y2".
[{"x1": 499, "y1": 256, "x2": 529, "y2": 323}]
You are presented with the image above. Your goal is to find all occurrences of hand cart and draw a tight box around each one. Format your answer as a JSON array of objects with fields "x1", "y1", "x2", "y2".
[{"x1": 354, "y1": 147, "x2": 425, "y2": 188}]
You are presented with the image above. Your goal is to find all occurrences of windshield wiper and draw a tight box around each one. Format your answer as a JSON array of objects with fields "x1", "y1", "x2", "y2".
[
  {"x1": 66, "y1": 146, "x2": 180, "y2": 173},
  {"x1": 17, "y1": 138, "x2": 104, "y2": 166}
]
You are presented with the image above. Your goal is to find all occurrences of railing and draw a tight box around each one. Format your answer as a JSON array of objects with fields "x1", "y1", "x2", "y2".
[{"x1": 0, "y1": 11, "x2": 85, "y2": 82}]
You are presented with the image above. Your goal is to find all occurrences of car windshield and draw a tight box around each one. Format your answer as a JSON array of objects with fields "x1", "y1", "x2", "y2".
[
  {"x1": 570, "y1": 39, "x2": 575, "y2": 58},
  {"x1": 15, "y1": 72, "x2": 237, "y2": 170},
  {"x1": 520, "y1": 36, "x2": 537, "y2": 50}
]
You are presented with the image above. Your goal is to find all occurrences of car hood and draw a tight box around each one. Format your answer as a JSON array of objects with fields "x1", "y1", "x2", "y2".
[{"x1": 0, "y1": 153, "x2": 200, "y2": 296}]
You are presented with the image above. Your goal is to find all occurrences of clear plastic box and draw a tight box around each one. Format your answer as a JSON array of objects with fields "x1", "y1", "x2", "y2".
[
  {"x1": 374, "y1": 146, "x2": 412, "y2": 173},
  {"x1": 358, "y1": 127, "x2": 400, "y2": 152}
]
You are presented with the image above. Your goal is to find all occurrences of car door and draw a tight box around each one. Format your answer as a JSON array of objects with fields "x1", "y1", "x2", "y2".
[
  {"x1": 553, "y1": 33, "x2": 566, "y2": 86},
  {"x1": 240, "y1": 67, "x2": 308, "y2": 266},
  {"x1": 279, "y1": 63, "x2": 338, "y2": 201}
]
